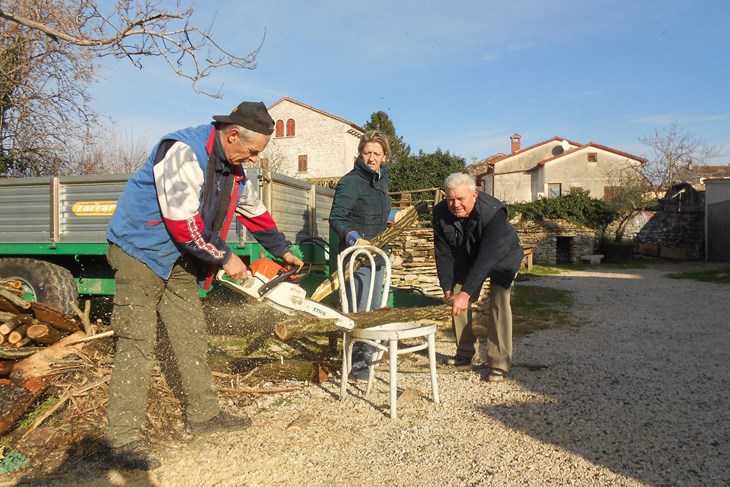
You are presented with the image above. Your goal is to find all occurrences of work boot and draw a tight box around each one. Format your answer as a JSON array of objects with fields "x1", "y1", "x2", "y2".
[
  {"x1": 485, "y1": 368, "x2": 506, "y2": 382},
  {"x1": 186, "y1": 410, "x2": 252, "y2": 436},
  {"x1": 94, "y1": 440, "x2": 161, "y2": 471},
  {"x1": 444, "y1": 355, "x2": 472, "y2": 367}
]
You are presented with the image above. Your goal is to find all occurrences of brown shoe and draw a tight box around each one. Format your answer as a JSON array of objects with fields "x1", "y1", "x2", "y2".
[
  {"x1": 187, "y1": 411, "x2": 252, "y2": 436},
  {"x1": 485, "y1": 368, "x2": 506, "y2": 382},
  {"x1": 445, "y1": 355, "x2": 472, "y2": 367}
]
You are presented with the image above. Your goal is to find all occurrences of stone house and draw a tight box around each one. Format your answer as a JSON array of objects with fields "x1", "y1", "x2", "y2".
[
  {"x1": 259, "y1": 97, "x2": 364, "y2": 181},
  {"x1": 473, "y1": 134, "x2": 646, "y2": 204}
]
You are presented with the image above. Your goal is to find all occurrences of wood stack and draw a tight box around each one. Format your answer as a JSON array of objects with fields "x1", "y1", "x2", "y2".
[
  {"x1": 389, "y1": 228, "x2": 492, "y2": 305},
  {"x1": 0, "y1": 279, "x2": 112, "y2": 436},
  {"x1": 0, "y1": 279, "x2": 83, "y2": 366}
]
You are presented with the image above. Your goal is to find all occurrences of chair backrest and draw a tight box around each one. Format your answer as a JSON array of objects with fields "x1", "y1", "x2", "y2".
[{"x1": 336, "y1": 245, "x2": 392, "y2": 314}]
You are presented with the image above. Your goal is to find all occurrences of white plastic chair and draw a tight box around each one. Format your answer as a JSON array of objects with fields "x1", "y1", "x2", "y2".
[{"x1": 337, "y1": 244, "x2": 440, "y2": 419}]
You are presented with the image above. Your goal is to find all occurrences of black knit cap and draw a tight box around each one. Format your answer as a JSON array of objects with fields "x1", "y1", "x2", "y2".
[{"x1": 212, "y1": 101, "x2": 275, "y2": 135}]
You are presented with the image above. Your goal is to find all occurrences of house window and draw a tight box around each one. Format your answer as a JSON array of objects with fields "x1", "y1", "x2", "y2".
[
  {"x1": 587, "y1": 152, "x2": 598, "y2": 163},
  {"x1": 298, "y1": 154, "x2": 308, "y2": 172},
  {"x1": 548, "y1": 183, "x2": 561, "y2": 198},
  {"x1": 604, "y1": 186, "x2": 620, "y2": 201},
  {"x1": 286, "y1": 119, "x2": 296, "y2": 137},
  {"x1": 275, "y1": 120, "x2": 284, "y2": 138}
]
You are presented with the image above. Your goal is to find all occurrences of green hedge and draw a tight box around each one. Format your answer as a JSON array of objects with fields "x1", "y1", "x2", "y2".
[{"x1": 508, "y1": 190, "x2": 617, "y2": 233}]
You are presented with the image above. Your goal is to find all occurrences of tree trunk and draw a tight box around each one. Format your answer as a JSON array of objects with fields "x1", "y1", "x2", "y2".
[
  {"x1": 0, "y1": 376, "x2": 50, "y2": 436},
  {"x1": 274, "y1": 304, "x2": 451, "y2": 341},
  {"x1": 9, "y1": 330, "x2": 86, "y2": 383}
]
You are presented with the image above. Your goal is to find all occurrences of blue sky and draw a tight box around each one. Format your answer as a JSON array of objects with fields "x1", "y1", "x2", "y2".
[{"x1": 91, "y1": 0, "x2": 730, "y2": 165}]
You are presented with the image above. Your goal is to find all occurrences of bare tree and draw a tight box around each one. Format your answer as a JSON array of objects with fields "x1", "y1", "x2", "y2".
[
  {"x1": 639, "y1": 121, "x2": 720, "y2": 191},
  {"x1": 74, "y1": 127, "x2": 150, "y2": 175},
  {"x1": 257, "y1": 139, "x2": 294, "y2": 176},
  {"x1": 0, "y1": 0, "x2": 262, "y2": 177},
  {"x1": 0, "y1": 0, "x2": 262, "y2": 97}
]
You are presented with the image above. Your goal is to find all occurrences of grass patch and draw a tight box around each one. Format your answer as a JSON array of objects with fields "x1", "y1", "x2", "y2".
[
  {"x1": 511, "y1": 284, "x2": 575, "y2": 336},
  {"x1": 667, "y1": 267, "x2": 730, "y2": 284}
]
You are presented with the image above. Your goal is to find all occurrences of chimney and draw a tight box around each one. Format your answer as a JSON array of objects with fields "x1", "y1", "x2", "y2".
[{"x1": 511, "y1": 133, "x2": 522, "y2": 154}]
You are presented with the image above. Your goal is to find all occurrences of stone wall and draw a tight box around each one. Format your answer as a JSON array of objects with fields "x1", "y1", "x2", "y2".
[
  {"x1": 635, "y1": 210, "x2": 705, "y2": 260},
  {"x1": 512, "y1": 219, "x2": 596, "y2": 265}
]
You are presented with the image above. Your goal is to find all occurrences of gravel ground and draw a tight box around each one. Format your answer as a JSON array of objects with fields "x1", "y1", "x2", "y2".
[{"x1": 11, "y1": 261, "x2": 730, "y2": 486}]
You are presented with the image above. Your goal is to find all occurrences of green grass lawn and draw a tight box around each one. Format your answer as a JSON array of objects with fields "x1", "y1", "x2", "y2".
[
  {"x1": 667, "y1": 266, "x2": 730, "y2": 284},
  {"x1": 510, "y1": 284, "x2": 576, "y2": 336}
]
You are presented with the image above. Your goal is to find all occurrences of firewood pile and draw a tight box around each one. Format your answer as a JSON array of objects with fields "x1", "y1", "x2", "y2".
[
  {"x1": 0, "y1": 279, "x2": 89, "y2": 356},
  {"x1": 0, "y1": 279, "x2": 118, "y2": 440}
]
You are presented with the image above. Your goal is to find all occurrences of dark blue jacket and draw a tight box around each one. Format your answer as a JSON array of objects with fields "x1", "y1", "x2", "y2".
[
  {"x1": 432, "y1": 192, "x2": 523, "y2": 297},
  {"x1": 329, "y1": 157, "x2": 391, "y2": 255}
]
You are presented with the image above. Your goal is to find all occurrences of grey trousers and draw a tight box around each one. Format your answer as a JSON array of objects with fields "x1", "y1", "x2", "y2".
[
  {"x1": 104, "y1": 244, "x2": 219, "y2": 446},
  {"x1": 452, "y1": 281, "x2": 513, "y2": 372}
]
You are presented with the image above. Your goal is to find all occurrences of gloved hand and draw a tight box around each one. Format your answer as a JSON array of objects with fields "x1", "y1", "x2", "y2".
[
  {"x1": 387, "y1": 208, "x2": 404, "y2": 225},
  {"x1": 346, "y1": 230, "x2": 367, "y2": 247}
]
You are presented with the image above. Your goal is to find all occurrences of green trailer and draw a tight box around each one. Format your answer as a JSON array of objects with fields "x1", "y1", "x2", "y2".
[{"x1": 0, "y1": 169, "x2": 335, "y2": 312}]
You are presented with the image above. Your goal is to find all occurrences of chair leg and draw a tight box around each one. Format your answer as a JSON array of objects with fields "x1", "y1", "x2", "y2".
[
  {"x1": 427, "y1": 332, "x2": 440, "y2": 404},
  {"x1": 340, "y1": 332, "x2": 349, "y2": 400},
  {"x1": 365, "y1": 340, "x2": 384, "y2": 397},
  {"x1": 389, "y1": 339, "x2": 398, "y2": 419}
]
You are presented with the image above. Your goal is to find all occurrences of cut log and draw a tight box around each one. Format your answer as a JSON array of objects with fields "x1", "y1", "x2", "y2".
[
  {"x1": 310, "y1": 202, "x2": 429, "y2": 302},
  {"x1": 7, "y1": 325, "x2": 29, "y2": 345},
  {"x1": 0, "y1": 360, "x2": 12, "y2": 377},
  {"x1": 10, "y1": 330, "x2": 86, "y2": 382},
  {"x1": 0, "y1": 294, "x2": 21, "y2": 314},
  {"x1": 0, "y1": 314, "x2": 34, "y2": 335},
  {"x1": 0, "y1": 280, "x2": 23, "y2": 291},
  {"x1": 274, "y1": 317, "x2": 340, "y2": 340},
  {"x1": 26, "y1": 323, "x2": 65, "y2": 345},
  {"x1": 28, "y1": 302, "x2": 79, "y2": 332},
  {"x1": 0, "y1": 288, "x2": 31, "y2": 310},
  {"x1": 0, "y1": 376, "x2": 50, "y2": 436},
  {"x1": 0, "y1": 346, "x2": 44, "y2": 360},
  {"x1": 13, "y1": 337, "x2": 31, "y2": 348},
  {"x1": 274, "y1": 304, "x2": 451, "y2": 341},
  {"x1": 0, "y1": 311, "x2": 16, "y2": 322}
]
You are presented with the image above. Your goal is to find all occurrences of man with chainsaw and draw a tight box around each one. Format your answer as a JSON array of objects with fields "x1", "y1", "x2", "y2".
[{"x1": 101, "y1": 101, "x2": 303, "y2": 470}]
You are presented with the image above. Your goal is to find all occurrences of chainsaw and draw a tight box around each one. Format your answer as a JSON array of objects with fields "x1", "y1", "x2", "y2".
[{"x1": 216, "y1": 258, "x2": 355, "y2": 330}]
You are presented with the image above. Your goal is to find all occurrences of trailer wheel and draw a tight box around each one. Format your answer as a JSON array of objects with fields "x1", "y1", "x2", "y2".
[{"x1": 0, "y1": 258, "x2": 79, "y2": 314}]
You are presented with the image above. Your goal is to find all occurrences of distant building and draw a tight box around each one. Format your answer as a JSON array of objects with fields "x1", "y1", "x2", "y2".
[
  {"x1": 675, "y1": 162, "x2": 730, "y2": 185},
  {"x1": 259, "y1": 97, "x2": 364, "y2": 182},
  {"x1": 472, "y1": 133, "x2": 645, "y2": 203}
]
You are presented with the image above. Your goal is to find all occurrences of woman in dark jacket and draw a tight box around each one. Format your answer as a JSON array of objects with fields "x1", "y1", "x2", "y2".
[{"x1": 329, "y1": 130, "x2": 392, "y2": 377}]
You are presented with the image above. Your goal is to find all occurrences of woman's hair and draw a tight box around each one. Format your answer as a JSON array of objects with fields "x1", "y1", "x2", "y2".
[
  {"x1": 358, "y1": 130, "x2": 391, "y2": 157},
  {"x1": 444, "y1": 172, "x2": 476, "y2": 192}
]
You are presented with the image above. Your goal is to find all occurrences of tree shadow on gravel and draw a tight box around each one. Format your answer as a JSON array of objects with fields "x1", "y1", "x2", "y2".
[{"x1": 477, "y1": 268, "x2": 729, "y2": 487}]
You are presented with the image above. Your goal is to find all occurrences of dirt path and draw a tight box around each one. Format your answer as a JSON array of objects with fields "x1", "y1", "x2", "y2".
[{"x1": 7, "y1": 261, "x2": 730, "y2": 486}]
